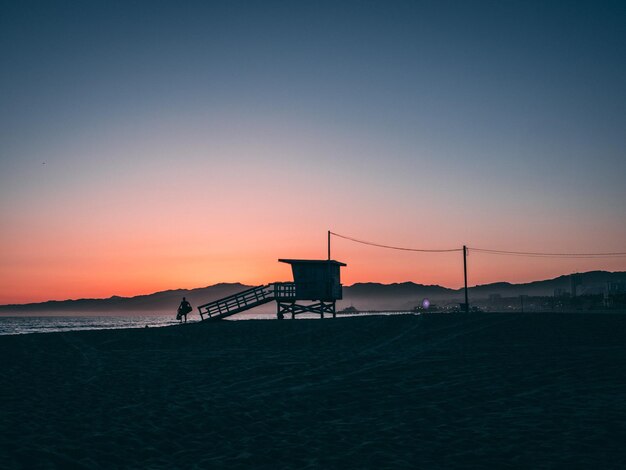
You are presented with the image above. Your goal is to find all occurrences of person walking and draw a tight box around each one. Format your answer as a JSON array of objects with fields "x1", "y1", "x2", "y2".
[{"x1": 177, "y1": 297, "x2": 192, "y2": 323}]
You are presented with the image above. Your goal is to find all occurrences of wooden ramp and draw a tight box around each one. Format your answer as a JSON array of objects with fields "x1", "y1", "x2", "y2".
[{"x1": 197, "y1": 283, "x2": 296, "y2": 320}]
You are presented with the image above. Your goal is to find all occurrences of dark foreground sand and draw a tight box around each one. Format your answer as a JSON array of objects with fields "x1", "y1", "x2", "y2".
[{"x1": 2, "y1": 313, "x2": 626, "y2": 469}]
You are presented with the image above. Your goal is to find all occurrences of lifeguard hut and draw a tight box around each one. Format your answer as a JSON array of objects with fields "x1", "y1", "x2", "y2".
[
  {"x1": 197, "y1": 258, "x2": 347, "y2": 320},
  {"x1": 275, "y1": 259, "x2": 346, "y2": 319}
]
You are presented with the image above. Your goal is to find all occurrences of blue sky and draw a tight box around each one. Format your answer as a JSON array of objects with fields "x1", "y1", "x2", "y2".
[{"x1": 1, "y1": 0, "x2": 625, "y2": 301}]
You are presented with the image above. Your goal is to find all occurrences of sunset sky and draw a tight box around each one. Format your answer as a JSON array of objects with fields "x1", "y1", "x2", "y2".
[{"x1": 1, "y1": 1, "x2": 625, "y2": 304}]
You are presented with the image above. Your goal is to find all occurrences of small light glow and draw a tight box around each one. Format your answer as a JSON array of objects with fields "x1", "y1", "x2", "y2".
[{"x1": 422, "y1": 298, "x2": 430, "y2": 309}]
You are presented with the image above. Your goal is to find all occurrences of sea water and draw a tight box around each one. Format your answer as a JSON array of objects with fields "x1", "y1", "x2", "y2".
[
  {"x1": 0, "y1": 315, "x2": 184, "y2": 335},
  {"x1": 0, "y1": 311, "x2": 296, "y2": 335},
  {"x1": 0, "y1": 311, "x2": 417, "y2": 335},
  {"x1": 0, "y1": 312, "x2": 276, "y2": 335}
]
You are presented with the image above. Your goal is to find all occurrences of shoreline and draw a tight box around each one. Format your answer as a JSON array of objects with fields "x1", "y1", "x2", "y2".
[{"x1": 2, "y1": 309, "x2": 626, "y2": 337}]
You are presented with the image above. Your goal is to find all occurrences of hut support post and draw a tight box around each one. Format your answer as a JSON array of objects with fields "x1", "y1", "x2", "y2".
[{"x1": 276, "y1": 300, "x2": 336, "y2": 319}]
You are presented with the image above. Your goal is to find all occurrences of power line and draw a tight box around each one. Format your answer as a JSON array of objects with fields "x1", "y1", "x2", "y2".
[
  {"x1": 330, "y1": 230, "x2": 626, "y2": 315},
  {"x1": 468, "y1": 247, "x2": 626, "y2": 258},
  {"x1": 329, "y1": 231, "x2": 626, "y2": 258},
  {"x1": 329, "y1": 231, "x2": 462, "y2": 253}
]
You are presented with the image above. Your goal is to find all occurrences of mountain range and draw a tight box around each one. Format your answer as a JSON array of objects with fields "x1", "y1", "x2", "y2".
[{"x1": 1, "y1": 271, "x2": 625, "y2": 315}]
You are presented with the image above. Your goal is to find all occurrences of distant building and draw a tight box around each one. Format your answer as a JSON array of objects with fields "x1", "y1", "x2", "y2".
[
  {"x1": 606, "y1": 281, "x2": 626, "y2": 294},
  {"x1": 570, "y1": 274, "x2": 583, "y2": 297},
  {"x1": 605, "y1": 282, "x2": 626, "y2": 308},
  {"x1": 578, "y1": 285, "x2": 605, "y2": 296},
  {"x1": 488, "y1": 294, "x2": 501, "y2": 301},
  {"x1": 554, "y1": 288, "x2": 569, "y2": 298}
]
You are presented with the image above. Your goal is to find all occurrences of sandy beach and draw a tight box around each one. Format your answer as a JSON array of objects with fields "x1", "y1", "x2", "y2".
[{"x1": 2, "y1": 312, "x2": 626, "y2": 468}]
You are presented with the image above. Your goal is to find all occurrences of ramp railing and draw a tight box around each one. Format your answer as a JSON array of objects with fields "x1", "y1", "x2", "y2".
[{"x1": 197, "y1": 283, "x2": 296, "y2": 320}]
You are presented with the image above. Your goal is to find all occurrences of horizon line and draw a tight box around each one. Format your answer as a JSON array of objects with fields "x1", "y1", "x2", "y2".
[{"x1": 1, "y1": 269, "x2": 623, "y2": 307}]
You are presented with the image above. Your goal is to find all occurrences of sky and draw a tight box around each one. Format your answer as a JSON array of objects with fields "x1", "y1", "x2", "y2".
[{"x1": 1, "y1": 0, "x2": 625, "y2": 303}]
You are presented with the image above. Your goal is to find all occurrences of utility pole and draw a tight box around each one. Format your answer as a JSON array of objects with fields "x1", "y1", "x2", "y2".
[
  {"x1": 463, "y1": 245, "x2": 469, "y2": 313},
  {"x1": 328, "y1": 230, "x2": 331, "y2": 260}
]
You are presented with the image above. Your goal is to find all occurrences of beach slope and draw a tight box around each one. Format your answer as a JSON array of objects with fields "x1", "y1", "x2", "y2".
[{"x1": 2, "y1": 313, "x2": 626, "y2": 468}]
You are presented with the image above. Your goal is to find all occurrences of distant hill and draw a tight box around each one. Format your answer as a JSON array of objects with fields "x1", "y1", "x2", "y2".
[
  {"x1": 0, "y1": 283, "x2": 253, "y2": 315},
  {"x1": 340, "y1": 271, "x2": 626, "y2": 310},
  {"x1": 466, "y1": 271, "x2": 626, "y2": 298},
  {"x1": 340, "y1": 282, "x2": 455, "y2": 310},
  {"x1": 1, "y1": 271, "x2": 625, "y2": 315}
]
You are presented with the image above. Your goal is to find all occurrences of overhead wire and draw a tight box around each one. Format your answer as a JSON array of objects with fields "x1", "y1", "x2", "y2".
[
  {"x1": 467, "y1": 247, "x2": 626, "y2": 258},
  {"x1": 329, "y1": 231, "x2": 462, "y2": 252},
  {"x1": 330, "y1": 231, "x2": 626, "y2": 258}
]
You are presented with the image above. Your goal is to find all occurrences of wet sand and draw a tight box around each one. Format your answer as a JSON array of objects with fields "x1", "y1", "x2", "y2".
[{"x1": 2, "y1": 312, "x2": 626, "y2": 468}]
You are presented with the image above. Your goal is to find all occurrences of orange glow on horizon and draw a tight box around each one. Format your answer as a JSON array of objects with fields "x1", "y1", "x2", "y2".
[
  {"x1": 2, "y1": 230, "x2": 625, "y2": 304},
  {"x1": 1, "y1": 123, "x2": 625, "y2": 305}
]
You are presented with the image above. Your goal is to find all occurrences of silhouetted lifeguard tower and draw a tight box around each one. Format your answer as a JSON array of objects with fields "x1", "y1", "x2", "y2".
[{"x1": 197, "y1": 259, "x2": 346, "y2": 320}]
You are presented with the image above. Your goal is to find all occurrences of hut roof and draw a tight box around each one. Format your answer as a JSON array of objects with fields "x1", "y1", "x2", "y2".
[{"x1": 278, "y1": 259, "x2": 347, "y2": 267}]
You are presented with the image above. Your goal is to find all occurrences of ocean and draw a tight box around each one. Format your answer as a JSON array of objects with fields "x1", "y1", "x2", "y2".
[
  {"x1": 0, "y1": 313, "x2": 286, "y2": 335},
  {"x1": 0, "y1": 311, "x2": 415, "y2": 335},
  {"x1": 0, "y1": 315, "x2": 186, "y2": 335}
]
